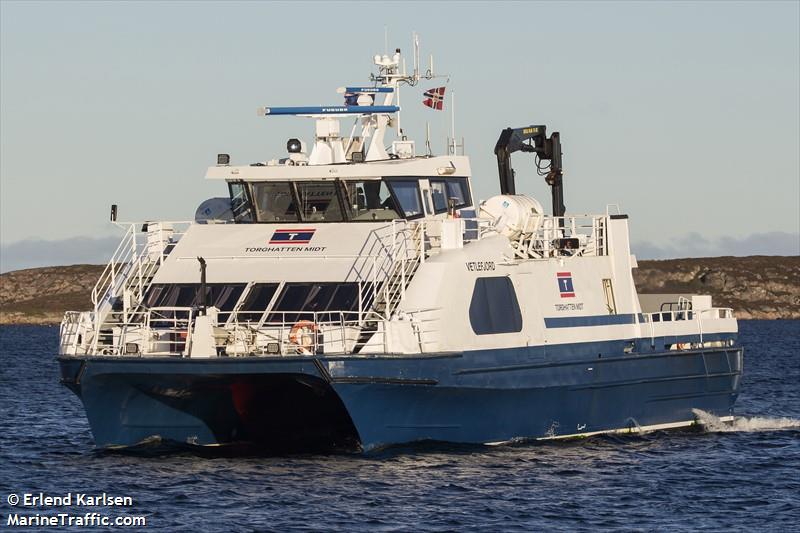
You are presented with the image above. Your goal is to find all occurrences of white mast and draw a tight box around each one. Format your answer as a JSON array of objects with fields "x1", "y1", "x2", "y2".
[{"x1": 447, "y1": 91, "x2": 460, "y2": 155}]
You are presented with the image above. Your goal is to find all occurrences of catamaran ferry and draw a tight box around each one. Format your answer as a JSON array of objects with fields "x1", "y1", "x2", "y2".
[{"x1": 58, "y1": 40, "x2": 742, "y2": 452}]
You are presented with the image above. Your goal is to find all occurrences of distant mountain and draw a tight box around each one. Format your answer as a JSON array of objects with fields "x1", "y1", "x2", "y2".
[{"x1": 0, "y1": 257, "x2": 797, "y2": 324}]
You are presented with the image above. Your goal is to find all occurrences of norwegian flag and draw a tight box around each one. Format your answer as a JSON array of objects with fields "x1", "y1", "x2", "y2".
[{"x1": 423, "y1": 87, "x2": 446, "y2": 110}]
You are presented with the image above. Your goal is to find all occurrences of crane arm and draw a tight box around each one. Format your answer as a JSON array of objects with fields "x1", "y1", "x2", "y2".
[{"x1": 493, "y1": 125, "x2": 565, "y2": 217}]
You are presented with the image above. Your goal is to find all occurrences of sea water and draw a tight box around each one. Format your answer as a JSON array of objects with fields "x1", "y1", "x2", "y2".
[{"x1": 0, "y1": 321, "x2": 798, "y2": 531}]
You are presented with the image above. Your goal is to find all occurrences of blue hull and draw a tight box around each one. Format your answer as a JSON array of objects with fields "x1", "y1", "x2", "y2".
[{"x1": 58, "y1": 336, "x2": 743, "y2": 452}]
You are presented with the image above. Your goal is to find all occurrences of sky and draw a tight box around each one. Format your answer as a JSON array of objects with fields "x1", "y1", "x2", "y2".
[{"x1": 1, "y1": 1, "x2": 798, "y2": 272}]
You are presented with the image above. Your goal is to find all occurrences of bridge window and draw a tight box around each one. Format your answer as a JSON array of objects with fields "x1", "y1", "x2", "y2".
[
  {"x1": 251, "y1": 182, "x2": 300, "y2": 222},
  {"x1": 341, "y1": 180, "x2": 399, "y2": 221},
  {"x1": 229, "y1": 182, "x2": 253, "y2": 222},
  {"x1": 387, "y1": 180, "x2": 424, "y2": 219},
  {"x1": 230, "y1": 178, "x2": 431, "y2": 223},
  {"x1": 468, "y1": 277, "x2": 523, "y2": 335},
  {"x1": 251, "y1": 181, "x2": 298, "y2": 222},
  {"x1": 430, "y1": 178, "x2": 471, "y2": 213},
  {"x1": 295, "y1": 181, "x2": 345, "y2": 222}
]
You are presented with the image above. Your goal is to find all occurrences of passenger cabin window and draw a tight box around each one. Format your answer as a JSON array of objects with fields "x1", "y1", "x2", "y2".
[
  {"x1": 430, "y1": 178, "x2": 471, "y2": 213},
  {"x1": 239, "y1": 283, "x2": 280, "y2": 312},
  {"x1": 468, "y1": 277, "x2": 523, "y2": 335},
  {"x1": 232, "y1": 283, "x2": 280, "y2": 322},
  {"x1": 145, "y1": 284, "x2": 246, "y2": 311},
  {"x1": 269, "y1": 282, "x2": 360, "y2": 323}
]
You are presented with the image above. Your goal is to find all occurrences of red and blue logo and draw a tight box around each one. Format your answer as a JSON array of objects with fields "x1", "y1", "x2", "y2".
[
  {"x1": 557, "y1": 272, "x2": 575, "y2": 298},
  {"x1": 269, "y1": 228, "x2": 316, "y2": 244}
]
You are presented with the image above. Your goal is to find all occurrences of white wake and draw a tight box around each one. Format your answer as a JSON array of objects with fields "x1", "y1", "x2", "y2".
[{"x1": 692, "y1": 408, "x2": 800, "y2": 433}]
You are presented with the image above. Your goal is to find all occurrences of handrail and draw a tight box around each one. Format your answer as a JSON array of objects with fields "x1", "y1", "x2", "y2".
[
  {"x1": 91, "y1": 223, "x2": 137, "y2": 311},
  {"x1": 72, "y1": 301, "x2": 441, "y2": 357},
  {"x1": 641, "y1": 307, "x2": 734, "y2": 323},
  {"x1": 90, "y1": 222, "x2": 192, "y2": 332}
]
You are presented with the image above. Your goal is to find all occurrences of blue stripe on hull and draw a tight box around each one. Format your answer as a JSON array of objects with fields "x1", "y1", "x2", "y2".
[
  {"x1": 544, "y1": 313, "x2": 639, "y2": 328},
  {"x1": 332, "y1": 348, "x2": 742, "y2": 450},
  {"x1": 58, "y1": 337, "x2": 742, "y2": 451}
]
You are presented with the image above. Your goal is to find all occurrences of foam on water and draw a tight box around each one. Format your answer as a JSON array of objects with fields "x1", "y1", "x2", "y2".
[{"x1": 692, "y1": 408, "x2": 800, "y2": 433}]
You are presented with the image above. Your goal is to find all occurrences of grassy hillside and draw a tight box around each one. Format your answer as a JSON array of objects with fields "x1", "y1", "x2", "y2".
[{"x1": 0, "y1": 257, "x2": 798, "y2": 324}]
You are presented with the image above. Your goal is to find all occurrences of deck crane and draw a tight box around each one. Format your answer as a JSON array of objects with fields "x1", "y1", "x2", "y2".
[{"x1": 494, "y1": 125, "x2": 564, "y2": 218}]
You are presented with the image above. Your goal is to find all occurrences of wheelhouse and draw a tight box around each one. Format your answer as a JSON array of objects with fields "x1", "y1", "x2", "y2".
[{"x1": 227, "y1": 176, "x2": 473, "y2": 223}]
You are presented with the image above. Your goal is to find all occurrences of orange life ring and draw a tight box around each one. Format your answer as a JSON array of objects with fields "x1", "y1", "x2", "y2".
[
  {"x1": 289, "y1": 320, "x2": 317, "y2": 354},
  {"x1": 676, "y1": 342, "x2": 691, "y2": 351}
]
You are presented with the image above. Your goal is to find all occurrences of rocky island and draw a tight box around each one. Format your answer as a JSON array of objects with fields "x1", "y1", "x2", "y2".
[
  {"x1": 633, "y1": 256, "x2": 799, "y2": 320},
  {"x1": 0, "y1": 257, "x2": 798, "y2": 324},
  {"x1": 0, "y1": 265, "x2": 104, "y2": 325}
]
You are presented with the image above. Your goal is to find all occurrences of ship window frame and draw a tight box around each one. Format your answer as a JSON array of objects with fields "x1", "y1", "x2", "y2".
[
  {"x1": 429, "y1": 177, "x2": 472, "y2": 214},
  {"x1": 294, "y1": 180, "x2": 347, "y2": 222},
  {"x1": 249, "y1": 181, "x2": 301, "y2": 222},
  {"x1": 229, "y1": 178, "x2": 432, "y2": 223},
  {"x1": 384, "y1": 178, "x2": 425, "y2": 220},
  {"x1": 468, "y1": 277, "x2": 523, "y2": 335},
  {"x1": 144, "y1": 283, "x2": 247, "y2": 312},
  {"x1": 231, "y1": 282, "x2": 282, "y2": 324},
  {"x1": 340, "y1": 178, "x2": 401, "y2": 221},
  {"x1": 268, "y1": 282, "x2": 361, "y2": 323},
  {"x1": 228, "y1": 180, "x2": 255, "y2": 223}
]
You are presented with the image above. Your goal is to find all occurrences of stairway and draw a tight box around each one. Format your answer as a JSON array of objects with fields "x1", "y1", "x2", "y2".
[
  {"x1": 91, "y1": 255, "x2": 162, "y2": 353},
  {"x1": 352, "y1": 257, "x2": 422, "y2": 354}
]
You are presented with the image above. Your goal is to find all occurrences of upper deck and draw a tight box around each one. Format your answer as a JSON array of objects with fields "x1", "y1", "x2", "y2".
[
  {"x1": 205, "y1": 155, "x2": 471, "y2": 181},
  {"x1": 204, "y1": 155, "x2": 475, "y2": 225}
]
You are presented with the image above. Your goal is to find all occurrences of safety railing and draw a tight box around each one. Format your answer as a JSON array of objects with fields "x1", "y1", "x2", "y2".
[
  {"x1": 641, "y1": 307, "x2": 734, "y2": 324},
  {"x1": 141, "y1": 307, "x2": 195, "y2": 355},
  {"x1": 225, "y1": 310, "x2": 365, "y2": 356},
  {"x1": 639, "y1": 307, "x2": 735, "y2": 348},
  {"x1": 91, "y1": 223, "x2": 138, "y2": 315},
  {"x1": 62, "y1": 305, "x2": 440, "y2": 358},
  {"x1": 59, "y1": 311, "x2": 95, "y2": 356},
  {"x1": 90, "y1": 221, "x2": 192, "y2": 326},
  {"x1": 233, "y1": 307, "x2": 440, "y2": 356},
  {"x1": 503, "y1": 215, "x2": 608, "y2": 260},
  {"x1": 408, "y1": 214, "x2": 608, "y2": 259},
  {"x1": 62, "y1": 306, "x2": 194, "y2": 356}
]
